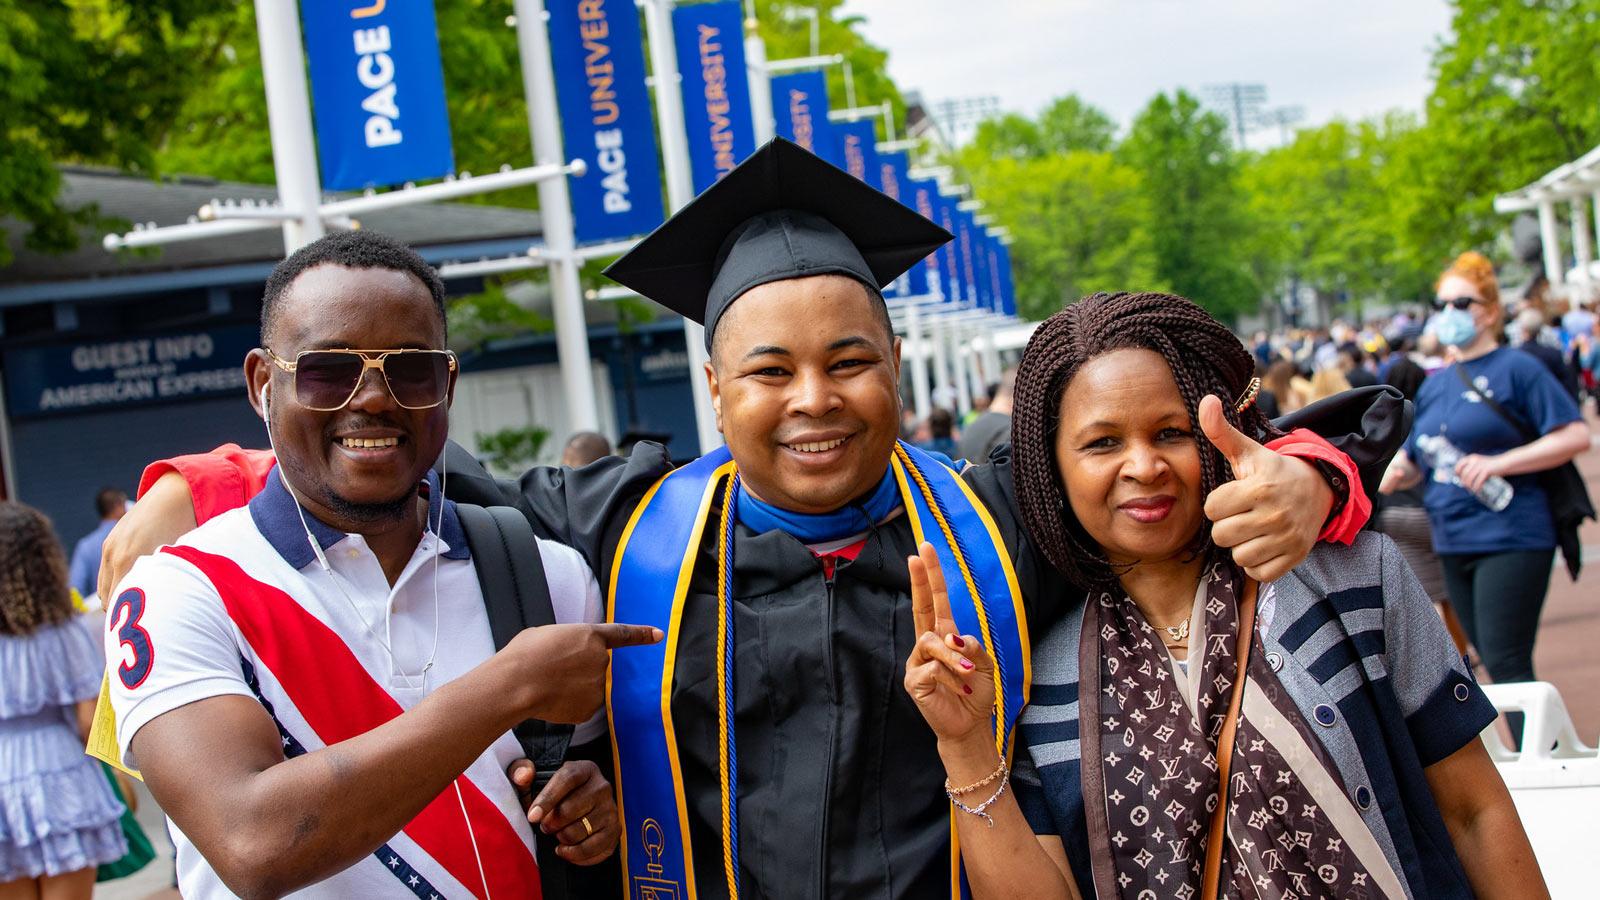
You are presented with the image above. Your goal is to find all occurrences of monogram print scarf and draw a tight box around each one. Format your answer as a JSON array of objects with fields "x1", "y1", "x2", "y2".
[{"x1": 1078, "y1": 565, "x2": 1403, "y2": 899}]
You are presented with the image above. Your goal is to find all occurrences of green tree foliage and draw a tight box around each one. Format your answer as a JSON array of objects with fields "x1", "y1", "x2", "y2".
[
  {"x1": 474, "y1": 425, "x2": 550, "y2": 475},
  {"x1": 963, "y1": 96, "x2": 1116, "y2": 161},
  {"x1": 755, "y1": 0, "x2": 905, "y2": 128},
  {"x1": 962, "y1": 151, "x2": 1161, "y2": 320},
  {"x1": 1241, "y1": 114, "x2": 1432, "y2": 305},
  {"x1": 0, "y1": 0, "x2": 232, "y2": 264},
  {"x1": 1386, "y1": 0, "x2": 1600, "y2": 278},
  {"x1": 1118, "y1": 91, "x2": 1256, "y2": 315},
  {"x1": 952, "y1": 95, "x2": 1158, "y2": 319}
]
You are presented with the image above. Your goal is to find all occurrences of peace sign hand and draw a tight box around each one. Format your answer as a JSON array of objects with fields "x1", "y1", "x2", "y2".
[{"x1": 903, "y1": 542, "x2": 995, "y2": 743}]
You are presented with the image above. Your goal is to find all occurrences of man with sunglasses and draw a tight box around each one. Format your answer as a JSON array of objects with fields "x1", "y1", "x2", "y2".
[{"x1": 98, "y1": 231, "x2": 658, "y2": 899}]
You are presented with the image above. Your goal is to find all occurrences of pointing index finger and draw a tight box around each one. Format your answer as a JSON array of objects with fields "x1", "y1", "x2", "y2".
[{"x1": 595, "y1": 623, "x2": 665, "y2": 648}]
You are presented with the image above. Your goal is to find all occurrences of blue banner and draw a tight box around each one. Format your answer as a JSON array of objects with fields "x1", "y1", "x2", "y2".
[
  {"x1": 972, "y1": 224, "x2": 992, "y2": 312},
  {"x1": 674, "y1": 0, "x2": 755, "y2": 194},
  {"x1": 301, "y1": 1, "x2": 454, "y2": 191},
  {"x1": 985, "y1": 231, "x2": 1002, "y2": 313},
  {"x1": 909, "y1": 178, "x2": 943, "y2": 300},
  {"x1": 879, "y1": 153, "x2": 928, "y2": 299},
  {"x1": 835, "y1": 120, "x2": 881, "y2": 190},
  {"x1": 935, "y1": 194, "x2": 965, "y2": 305},
  {"x1": 996, "y1": 241, "x2": 1018, "y2": 317},
  {"x1": 878, "y1": 150, "x2": 911, "y2": 206},
  {"x1": 547, "y1": 0, "x2": 666, "y2": 244},
  {"x1": 770, "y1": 71, "x2": 840, "y2": 165},
  {"x1": 955, "y1": 207, "x2": 979, "y2": 308}
]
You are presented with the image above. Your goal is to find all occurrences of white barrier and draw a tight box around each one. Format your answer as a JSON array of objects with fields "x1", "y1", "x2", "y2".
[{"x1": 1479, "y1": 682, "x2": 1599, "y2": 899}]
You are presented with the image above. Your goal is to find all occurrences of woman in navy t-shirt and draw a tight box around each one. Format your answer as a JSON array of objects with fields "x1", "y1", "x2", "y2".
[{"x1": 1382, "y1": 253, "x2": 1589, "y2": 709}]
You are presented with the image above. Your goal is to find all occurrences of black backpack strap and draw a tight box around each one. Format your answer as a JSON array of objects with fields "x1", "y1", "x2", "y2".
[
  {"x1": 456, "y1": 504, "x2": 575, "y2": 770},
  {"x1": 457, "y1": 504, "x2": 580, "y2": 899}
]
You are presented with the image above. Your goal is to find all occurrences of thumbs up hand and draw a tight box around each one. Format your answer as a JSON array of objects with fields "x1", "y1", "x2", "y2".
[{"x1": 1199, "y1": 395, "x2": 1333, "y2": 583}]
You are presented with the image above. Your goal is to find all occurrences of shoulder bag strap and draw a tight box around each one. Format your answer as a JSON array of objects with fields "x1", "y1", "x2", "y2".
[
  {"x1": 1201, "y1": 578, "x2": 1259, "y2": 900},
  {"x1": 1452, "y1": 362, "x2": 1539, "y2": 442}
]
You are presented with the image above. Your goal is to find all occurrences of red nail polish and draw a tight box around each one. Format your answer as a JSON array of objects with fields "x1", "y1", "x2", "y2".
[
  {"x1": 963, "y1": 684, "x2": 973, "y2": 695},
  {"x1": 951, "y1": 635, "x2": 965, "y2": 648},
  {"x1": 959, "y1": 658, "x2": 975, "y2": 671}
]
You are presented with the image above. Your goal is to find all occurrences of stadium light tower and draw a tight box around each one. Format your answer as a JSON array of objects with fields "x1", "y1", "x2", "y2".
[
  {"x1": 930, "y1": 95, "x2": 1001, "y2": 147},
  {"x1": 1258, "y1": 105, "x2": 1306, "y2": 146},
  {"x1": 1203, "y1": 83, "x2": 1267, "y2": 148}
]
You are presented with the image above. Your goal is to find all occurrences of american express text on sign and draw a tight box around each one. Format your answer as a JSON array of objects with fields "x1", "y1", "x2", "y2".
[{"x1": 2, "y1": 326, "x2": 261, "y2": 419}]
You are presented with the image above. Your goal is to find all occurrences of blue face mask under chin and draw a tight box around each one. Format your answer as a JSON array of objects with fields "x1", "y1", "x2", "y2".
[{"x1": 1431, "y1": 306, "x2": 1478, "y2": 347}]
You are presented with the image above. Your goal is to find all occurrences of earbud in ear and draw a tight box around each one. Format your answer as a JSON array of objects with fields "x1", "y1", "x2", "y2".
[{"x1": 258, "y1": 384, "x2": 270, "y2": 421}]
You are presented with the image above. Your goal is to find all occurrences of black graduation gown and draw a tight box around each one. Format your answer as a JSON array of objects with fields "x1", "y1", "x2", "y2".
[
  {"x1": 442, "y1": 384, "x2": 1409, "y2": 899},
  {"x1": 444, "y1": 439, "x2": 1053, "y2": 900}
]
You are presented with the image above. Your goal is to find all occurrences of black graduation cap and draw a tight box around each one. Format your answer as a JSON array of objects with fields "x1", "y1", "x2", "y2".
[{"x1": 603, "y1": 137, "x2": 952, "y2": 351}]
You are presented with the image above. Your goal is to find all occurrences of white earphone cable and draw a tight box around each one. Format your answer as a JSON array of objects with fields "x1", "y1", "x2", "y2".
[{"x1": 453, "y1": 780, "x2": 492, "y2": 900}]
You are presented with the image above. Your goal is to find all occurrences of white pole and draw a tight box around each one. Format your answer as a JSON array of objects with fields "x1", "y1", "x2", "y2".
[
  {"x1": 514, "y1": 0, "x2": 600, "y2": 432},
  {"x1": 904, "y1": 301, "x2": 931, "y2": 422},
  {"x1": 1593, "y1": 191, "x2": 1600, "y2": 275},
  {"x1": 254, "y1": 0, "x2": 325, "y2": 252},
  {"x1": 950, "y1": 323, "x2": 972, "y2": 416},
  {"x1": 745, "y1": 14, "x2": 775, "y2": 142},
  {"x1": 1571, "y1": 197, "x2": 1594, "y2": 285},
  {"x1": 979, "y1": 321, "x2": 1001, "y2": 387},
  {"x1": 1538, "y1": 199, "x2": 1565, "y2": 287},
  {"x1": 961, "y1": 323, "x2": 982, "y2": 414},
  {"x1": 929, "y1": 315, "x2": 951, "y2": 415},
  {"x1": 641, "y1": 0, "x2": 721, "y2": 454}
]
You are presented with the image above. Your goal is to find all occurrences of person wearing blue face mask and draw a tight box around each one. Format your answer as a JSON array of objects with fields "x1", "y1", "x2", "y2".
[{"x1": 1382, "y1": 252, "x2": 1590, "y2": 738}]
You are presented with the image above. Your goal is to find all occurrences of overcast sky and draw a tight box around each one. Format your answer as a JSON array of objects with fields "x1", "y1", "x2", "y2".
[{"x1": 838, "y1": 0, "x2": 1455, "y2": 150}]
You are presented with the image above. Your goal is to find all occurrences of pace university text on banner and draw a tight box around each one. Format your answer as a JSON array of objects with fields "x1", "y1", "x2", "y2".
[
  {"x1": 674, "y1": 0, "x2": 756, "y2": 194},
  {"x1": 301, "y1": 0, "x2": 455, "y2": 191},
  {"x1": 547, "y1": 0, "x2": 666, "y2": 244},
  {"x1": 836, "y1": 120, "x2": 881, "y2": 191},
  {"x1": 770, "y1": 71, "x2": 841, "y2": 166},
  {"x1": 881, "y1": 151, "x2": 930, "y2": 299},
  {"x1": 909, "y1": 178, "x2": 944, "y2": 300}
]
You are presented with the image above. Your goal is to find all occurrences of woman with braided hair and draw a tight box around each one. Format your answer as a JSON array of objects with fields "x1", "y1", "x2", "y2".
[{"x1": 902, "y1": 292, "x2": 1543, "y2": 899}]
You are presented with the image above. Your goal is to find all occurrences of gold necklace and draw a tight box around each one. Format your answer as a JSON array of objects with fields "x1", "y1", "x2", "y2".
[{"x1": 1155, "y1": 619, "x2": 1189, "y2": 643}]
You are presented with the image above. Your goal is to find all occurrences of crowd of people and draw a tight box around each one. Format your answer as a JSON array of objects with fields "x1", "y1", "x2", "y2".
[{"x1": 2, "y1": 137, "x2": 1590, "y2": 899}]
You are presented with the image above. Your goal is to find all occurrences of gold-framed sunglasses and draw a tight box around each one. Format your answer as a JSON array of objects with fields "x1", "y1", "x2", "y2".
[{"x1": 263, "y1": 348, "x2": 457, "y2": 412}]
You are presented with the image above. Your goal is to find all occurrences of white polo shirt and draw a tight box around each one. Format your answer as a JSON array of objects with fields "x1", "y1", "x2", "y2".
[{"x1": 105, "y1": 468, "x2": 602, "y2": 900}]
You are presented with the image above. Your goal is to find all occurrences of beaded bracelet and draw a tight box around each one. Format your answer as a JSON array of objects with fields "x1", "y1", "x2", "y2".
[
  {"x1": 947, "y1": 769, "x2": 1010, "y2": 827},
  {"x1": 944, "y1": 758, "x2": 1007, "y2": 796}
]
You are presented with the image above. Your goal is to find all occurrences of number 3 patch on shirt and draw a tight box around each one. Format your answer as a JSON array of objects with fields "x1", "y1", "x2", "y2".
[{"x1": 109, "y1": 587, "x2": 156, "y2": 690}]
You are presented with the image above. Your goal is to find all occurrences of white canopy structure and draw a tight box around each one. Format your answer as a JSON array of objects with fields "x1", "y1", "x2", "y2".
[{"x1": 1493, "y1": 142, "x2": 1600, "y2": 291}]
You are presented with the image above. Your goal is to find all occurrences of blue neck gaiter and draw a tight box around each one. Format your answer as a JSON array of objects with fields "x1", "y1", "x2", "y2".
[{"x1": 735, "y1": 466, "x2": 901, "y2": 544}]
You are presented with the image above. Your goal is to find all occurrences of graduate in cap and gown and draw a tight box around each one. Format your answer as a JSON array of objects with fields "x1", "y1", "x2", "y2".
[{"x1": 105, "y1": 138, "x2": 1407, "y2": 900}]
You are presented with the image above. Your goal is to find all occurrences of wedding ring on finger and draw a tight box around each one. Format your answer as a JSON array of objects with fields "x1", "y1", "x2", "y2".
[{"x1": 581, "y1": 816, "x2": 594, "y2": 837}]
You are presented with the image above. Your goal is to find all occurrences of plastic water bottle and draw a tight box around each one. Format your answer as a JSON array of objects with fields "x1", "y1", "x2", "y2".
[{"x1": 1415, "y1": 433, "x2": 1514, "y2": 511}]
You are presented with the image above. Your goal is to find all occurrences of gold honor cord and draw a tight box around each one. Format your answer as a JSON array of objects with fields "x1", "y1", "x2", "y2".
[
  {"x1": 715, "y1": 473, "x2": 739, "y2": 900},
  {"x1": 892, "y1": 445, "x2": 1008, "y2": 756}
]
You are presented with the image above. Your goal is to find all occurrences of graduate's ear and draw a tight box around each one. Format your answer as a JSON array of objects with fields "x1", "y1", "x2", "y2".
[
  {"x1": 891, "y1": 335, "x2": 902, "y2": 381},
  {"x1": 705, "y1": 359, "x2": 724, "y2": 434}
]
